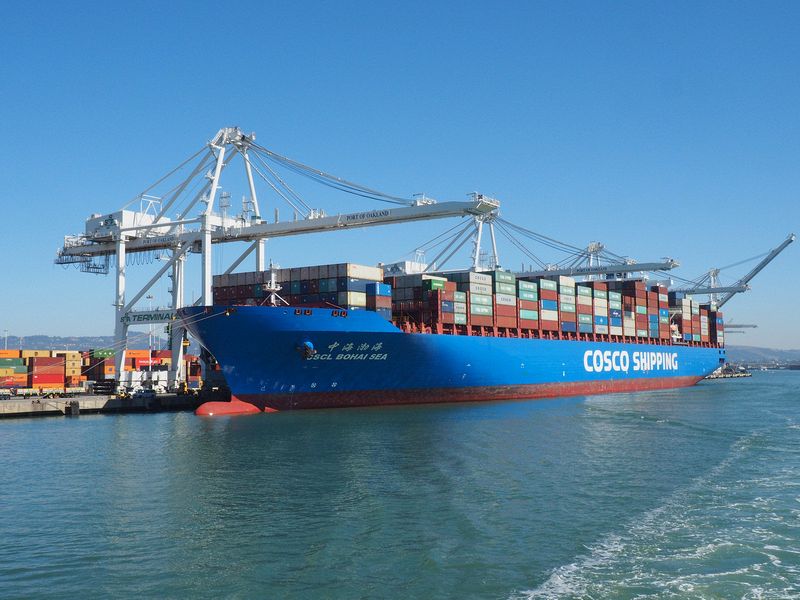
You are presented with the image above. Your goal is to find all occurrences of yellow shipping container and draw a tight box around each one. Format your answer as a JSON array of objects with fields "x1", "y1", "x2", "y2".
[
  {"x1": 0, "y1": 368, "x2": 14, "y2": 376},
  {"x1": 65, "y1": 368, "x2": 82, "y2": 376},
  {"x1": 54, "y1": 351, "x2": 81, "y2": 358},
  {"x1": 21, "y1": 350, "x2": 53, "y2": 358}
]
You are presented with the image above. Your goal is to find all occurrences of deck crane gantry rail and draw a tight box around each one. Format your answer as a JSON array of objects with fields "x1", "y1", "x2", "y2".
[
  {"x1": 55, "y1": 127, "x2": 499, "y2": 390},
  {"x1": 673, "y1": 233, "x2": 795, "y2": 308}
]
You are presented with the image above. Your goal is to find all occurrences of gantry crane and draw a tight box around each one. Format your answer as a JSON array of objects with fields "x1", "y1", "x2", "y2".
[
  {"x1": 673, "y1": 233, "x2": 795, "y2": 307},
  {"x1": 55, "y1": 127, "x2": 499, "y2": 389}
]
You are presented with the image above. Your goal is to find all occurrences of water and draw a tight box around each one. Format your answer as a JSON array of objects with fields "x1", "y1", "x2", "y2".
[{"x1": 1, "y1": 372, "x2": 798, "y2": 599}]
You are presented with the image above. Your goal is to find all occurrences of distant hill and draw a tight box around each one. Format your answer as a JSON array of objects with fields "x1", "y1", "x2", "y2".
[{"x1": 725, "y1": 345, "x2": 800, "y2": 365}]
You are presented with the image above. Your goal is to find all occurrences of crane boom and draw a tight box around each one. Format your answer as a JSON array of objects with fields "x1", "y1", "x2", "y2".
[
  {"x1": 717, "y1": 233, "x2": 795, "y2": 308},
  {"x1": 517, "y1": 259, "x2": 679, "y2": 279},
  {"x1": 57, "y1": 199, "x2": 499, "y2": 259}
]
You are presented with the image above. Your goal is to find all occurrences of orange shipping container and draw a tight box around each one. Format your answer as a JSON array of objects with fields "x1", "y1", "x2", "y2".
[{"x1": 0, "y1": 350, "x2": 21, "y2": 358}]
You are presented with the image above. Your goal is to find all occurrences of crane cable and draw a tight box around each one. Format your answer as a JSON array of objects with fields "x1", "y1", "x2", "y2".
[{"x1": 250, "y1": 143, "x2": 414, "y2": 206}]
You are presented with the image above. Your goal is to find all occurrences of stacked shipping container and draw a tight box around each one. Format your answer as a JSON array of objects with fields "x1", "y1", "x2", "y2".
[{"x1": 207, "y1": 262, "x2": 723, "y2": 346}]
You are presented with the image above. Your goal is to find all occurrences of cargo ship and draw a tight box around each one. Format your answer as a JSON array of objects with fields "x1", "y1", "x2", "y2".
[{"x1": 179, "y1": 264, "x2": 726, "y2": 414}]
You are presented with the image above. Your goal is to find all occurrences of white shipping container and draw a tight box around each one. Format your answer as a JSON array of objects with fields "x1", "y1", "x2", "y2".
[
  {"x1": 577, "y1": 296, "x2": 593, "y2": 306},
  {"x1": 593, "y1": 298, "x2": 608, "y2": 307},
  {"x1": 469, "y1": 282, "x2": 493, "y2": 295},
  {"x1": 558, "y1": 275, "x2": 576, "y2": 287},
  {"x1": 540, "y1": 309, "x2": 559, "y2": 321},
  {"x1": 338, "y1": 291, "x2": 367, "y2": 307},
  {"x1": 469, "y1": 272, "x2": 492, "y2": 285},
  {"x1": 609, "y1": 326, "x2": 624, "y2": 335},
  {"x1": 454, "y1": 301, "x2": 467, "y2": 313},
  {"x1": 495, "y1": 293, "x2": 517, "y2": 306},
  {"x1": 347, "y1": 263, "x2": 383, "y2": 281}
]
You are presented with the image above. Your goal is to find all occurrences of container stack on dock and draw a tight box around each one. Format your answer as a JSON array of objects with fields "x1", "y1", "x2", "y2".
[{"x1": 0, "y1": 350, "x2": 88, "y2": 391}]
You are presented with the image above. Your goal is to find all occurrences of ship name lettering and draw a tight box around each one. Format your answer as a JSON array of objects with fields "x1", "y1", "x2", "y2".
[{"x1": 584, "y1": 349, "x2": 678, "y2": 373}]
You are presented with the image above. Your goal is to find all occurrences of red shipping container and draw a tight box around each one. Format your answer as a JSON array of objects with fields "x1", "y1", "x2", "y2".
[
  {"x1": 495, "y1": 316, "x2": 518, "y2": 328},
  {"x1": 591, "y1": 281, "x2": 608, "y2": 291},
  {"x1": 471, "y1": 315, "x2": 493, "y2": 327},
  {"x1": 519, "y1": 318, "x2": 539, "y2": 330},
  {"x1": 443, "y1": 281, "x2": 457, "y2": 292},
  {"x1": 518, "y1": 299, "x2": 538, "y2": 310},
  {"x1": 540, "y1": 319, "x2": 559, "y2": 331},
  {"x1": 560, "y1": 311, "x2": 576, "y2": 322},
  {"x1": 577, "y1": 304, "x2": 593, "y2": 315},
  {"x1": 539, "y1": 289, "x2": 558, "y2": 301},
  {"x1": 30, "y1": 357, "x2": 61, "y2": 366},
  {"x1": 367, "y1": 296, "x2": 392, "y2": 309},
  {"x1": 494, "y1": 305, "x2": 517, "y2": 317},
  {"x1": 439, "y1": 313, "x2": 455, "y2": 324},
  {"x1": 29, "y1": 374, "x2": 65, "y2": 385}
]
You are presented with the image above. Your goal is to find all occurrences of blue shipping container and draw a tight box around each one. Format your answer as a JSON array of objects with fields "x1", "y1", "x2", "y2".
[
  {"x1": 541, "y1": 299, "x2": 558, "y2": 311},
  {"x1": 594, "y1": 316, "x2": 608, "y2": 325},
  {"x1": 578, "y1": 323, "x2": 594, "y2": 334},
  {"x1": 610, "y1": 317, "x2": 622, "y2": 327},
  {"x1": 338, "y1": 277, "x2": 369, "y2": 292},
  {"x1": 648, "y1": 315, "x2": 658, "y2": 323},
  {"x1": 561, "y1": 321, "x2": 577, "y2": 333},
  {"x1": 659, "y1": 308, "x2": 669, "y2": 318},
  {"x1": 609, "y1": 308, "x2": 622, "y2": 318},
  {"x1": 441, "y1": 301, "x2": 455, "y2": 313},
  {"x1": 366, "y1": 282, "x2": 392, "y2": 297}
]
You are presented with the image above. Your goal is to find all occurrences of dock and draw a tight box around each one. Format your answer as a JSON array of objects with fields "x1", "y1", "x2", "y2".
[{"x1": 0, "y1": 393, "x2": 206, "y2": 419}]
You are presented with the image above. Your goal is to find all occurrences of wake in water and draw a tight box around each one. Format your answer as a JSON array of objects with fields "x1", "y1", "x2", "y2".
[{"x1": 515, "y1": 428, "x2": 800, "y2": 599}]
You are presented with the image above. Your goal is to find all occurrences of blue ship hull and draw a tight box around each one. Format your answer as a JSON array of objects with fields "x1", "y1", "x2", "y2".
[{"x1": 179, "y1": 306, "x2": 726, "y2": 411}]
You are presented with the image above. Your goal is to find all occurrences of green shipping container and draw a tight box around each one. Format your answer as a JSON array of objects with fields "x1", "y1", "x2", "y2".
[
  {"x1": 593, "y1": 290, "x2": 608, "y2": 300},
  {"x1": 559, "y1": 302, "x2": 576, "y2": 313},
  {"x1": 470, "y1": 294, "x2": 493, "y2": 306},
  {"x1": 608, "y1": 291, "x2": 622, "y2": 302},
  {"x1": 577, "y1": 286, "x2": 593, "y2": 298},
  {"x1": 559, "y1": 285, "x2": 575, "y2": 296},
  {"x1": 493, "y1": 270, "x2": 516, "y2": 284},
  {"x1": 470, "y1": 304, "x2": 493, "y2": 316},
  {"x1": 635, "y1": 305, "x2": 648, "y2": 315},
  {"x1": 518, "y1": 290, "x2": 538, "y2": 301},
  {"x1": 578, "y1": 314, "x2": 593, "y2": 324},
  {"x1": 659, "y1": 316, "x2": 669, "y2": 324},
  {"x1": 517, "y1": 280, "x2": 537, "y2": 292},
  {"x1": 0, "y1": 358, "x2": 24, "y2": 366},
  {"x1": 519, "y1": 309, "x2": 539, "y2": 320},
  {"x1": 609, "y1": 300, "x2": 622, "y2": 310},
  {"x1": 539, "y1": 278, "x2": 558, "y2": 291},
  {"x1": 495, "y1": 282, "x2": 517, "y2": 295},
  {"x1": 92, "y1": 349, "x2": 116, "y2": 358},
  {"x1": 453, "y1": 291, "x2": 467, "y2": 302},
  {"x1": 637, "y1": 329, "x2": 648, "y2": 337},
  {"x1": 454, "y1": 313, "x2": 468, "y2": 325},
  {"x1": 424, "y1": 279, "x2": 446, "y2": 291}
]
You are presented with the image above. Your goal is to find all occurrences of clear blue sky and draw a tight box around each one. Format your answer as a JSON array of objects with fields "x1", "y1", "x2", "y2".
[{"x1": 1, "y1": 1, "x2": 798, "y2": 348}]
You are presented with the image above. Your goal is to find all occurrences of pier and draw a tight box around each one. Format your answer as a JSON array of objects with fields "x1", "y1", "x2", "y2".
[{"x1": 0, "y1": 393, "x2": 206, "y2": 419}]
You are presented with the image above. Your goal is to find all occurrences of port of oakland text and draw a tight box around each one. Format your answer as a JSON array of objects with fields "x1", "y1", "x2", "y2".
[
  {"x1": 583, "y1": 349, "x2": 678, "y2": 373},
  {"x1": 343, "y1": 210, "x2": 390, "y2": 222}
]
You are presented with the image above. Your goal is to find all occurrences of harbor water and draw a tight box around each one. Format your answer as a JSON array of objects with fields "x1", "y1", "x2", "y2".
[{"x1": 1, "y1": 371, "x2": 798, "y2": 598}]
